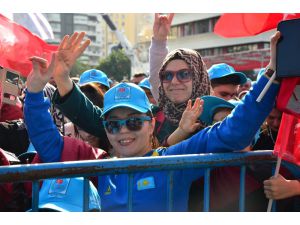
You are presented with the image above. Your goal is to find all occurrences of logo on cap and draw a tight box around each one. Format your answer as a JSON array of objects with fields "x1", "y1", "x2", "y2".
[
  {"x1": 115, "y1": 86, "x2": 131, "y2": 101},
  {"x1": 49, "y1": 178, "x2": 70, "y2": 195}
]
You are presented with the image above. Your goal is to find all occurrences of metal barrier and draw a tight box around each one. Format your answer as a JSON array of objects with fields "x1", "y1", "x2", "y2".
[{"x1": 0, "y1": 150, "x2": 280, "y2": 211}]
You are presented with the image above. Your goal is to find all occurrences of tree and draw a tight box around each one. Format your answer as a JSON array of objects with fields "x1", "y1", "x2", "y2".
[
  {"x1": 70, "y1": 60, "x2": 90, "y2": 78},
  {"x1": 97, "y1": 49, "x2": 131, "y2": 81}
]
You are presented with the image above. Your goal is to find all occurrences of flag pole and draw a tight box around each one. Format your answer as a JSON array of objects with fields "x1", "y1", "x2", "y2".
[
  {"x1": 256, "y1": 73, "x2": 276, "y2": 102},
  {"x1": 267, "y1": 156, "x2": 282, "y2": 212}
]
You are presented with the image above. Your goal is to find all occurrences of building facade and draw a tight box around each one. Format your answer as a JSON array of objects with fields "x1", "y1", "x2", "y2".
[
  {"x1": 169, "y1": 13, "x2": 275, "y2": 78},
  {"x1": 44, "y1": 13, "x2": 105, "y2": 67}
]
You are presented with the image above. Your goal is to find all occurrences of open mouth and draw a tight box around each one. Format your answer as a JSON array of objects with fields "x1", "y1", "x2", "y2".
[{"x1": 118, "y1": 138, "x2": 135, "y2": 146}]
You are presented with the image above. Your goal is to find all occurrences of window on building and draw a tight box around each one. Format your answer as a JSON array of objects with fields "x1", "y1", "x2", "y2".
[
  {"x1": 209, "y1": 17, "x2": 220, "y2": 32},
  {"x1": 74, "y1": 24, "x2": 88, "y2": 31},
  {"x1": 88, "y1": 26, "x2": 96, "y2": 32},
  {"x1": 45, "y1": 13, "x2": 60, "y2": 22},
  {"x1": 87, "y1": 35, "x2": 96, "y2": 42},
  {"x1": 74, "y1": 15, "x2": 88, "y2": 24},
  {"x1": 170, "y1": 26, "x2": 178, "y2": 38},
  {"x1": 88, "y1": 16, "x2": 97, "y2": 22},
  {"x1": 51, "y1": 23, "x2": 61, "y2": 31},
  {"x1": 194, "y1": 19, "x2": 209, "y2": 34}
]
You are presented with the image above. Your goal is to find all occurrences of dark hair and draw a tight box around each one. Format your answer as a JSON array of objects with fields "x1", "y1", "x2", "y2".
[
  {"x1": 74, "y1": 83, "x2": 111, "y2": 151},
  {"x1": 80, "y1": 83, "x2": 105, "y2": 108},
  {"x1": 210, "y1": 75, "x2": 241, "y2": 88},
  {"x1": 132, "y1": 73, "x2": 147, "y2": 78}
]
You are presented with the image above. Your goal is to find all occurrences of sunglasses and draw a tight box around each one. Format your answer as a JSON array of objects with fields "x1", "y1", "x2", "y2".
[
  {"x1": 160, "y1": 69, "x2": 193, "y2": 83},
  {"x1": 102, "y1": 116, "x2": 152, "y2": 134}
]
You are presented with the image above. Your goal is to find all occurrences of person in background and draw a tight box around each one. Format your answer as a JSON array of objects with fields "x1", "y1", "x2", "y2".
[
  {"x1": 237, "y1": 77, "x2": 252, "y2": 95},
  {"x1": 24, "y1": 30, "x2": 280, "y2": 211},
  {"x1": 208, "y1": 63, "x2": 247, "y2": 101},
  {"x1": 64, "y1": 82, "x2": 111, "y2": 153},
  {"x1": 138, "y1": 77, "x2": 157, "y2": 105},
  {"x1": 79, "y1": 69, "x2": 110, "y2": 93},
  {"x1": 252, "y1": 107, "x2": 282, "y2": 150},
  {"x1": 130, "y1": 73, "x2": 147, "y2": 84}
]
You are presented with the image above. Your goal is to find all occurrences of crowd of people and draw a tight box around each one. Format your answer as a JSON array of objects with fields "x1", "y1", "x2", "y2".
[{"x1": 0, "y1": 13, "x2": 299, "y2": 212}]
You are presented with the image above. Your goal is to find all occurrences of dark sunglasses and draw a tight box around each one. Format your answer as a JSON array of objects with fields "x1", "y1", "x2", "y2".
[
  {"x1": 102, "y1": 116, "x2": 152, "y2": 134},
  {"x1": 160, "y1": 69, "x2": 193, "y2": 83}
]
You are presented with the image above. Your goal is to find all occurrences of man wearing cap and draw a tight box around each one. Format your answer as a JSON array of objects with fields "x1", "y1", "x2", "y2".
[
  {"x1": 130, "y1": 73, "x2": 147, "y2": 85},
  {"x1": 208, "y1": 63, "x2": 248, "y2": 101}
]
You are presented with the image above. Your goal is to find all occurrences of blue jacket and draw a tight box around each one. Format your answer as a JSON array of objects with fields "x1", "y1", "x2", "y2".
[{"x1": 24, "y1": 75, "x2": 279, "y2": 211}]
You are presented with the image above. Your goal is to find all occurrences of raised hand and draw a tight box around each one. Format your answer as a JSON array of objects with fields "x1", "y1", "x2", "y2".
[
  {"x1": 26, "y1": 54, "x2": 56, "y2": 93},
  {"x1": 179, "y1": 98, "x2": 204, "y2": 134},
  {"x1": 54, "y1": 32, "x2": 91, "y2": 96},
  {"x1": 153, "y1": 13, "x2": 174, "y2": 41},
  {"x1": 167, "y1": 98, "x2": 204, "y2": 146},
  {"x1": 268, "y1": 31, "x2": 281, "y2": 71}
]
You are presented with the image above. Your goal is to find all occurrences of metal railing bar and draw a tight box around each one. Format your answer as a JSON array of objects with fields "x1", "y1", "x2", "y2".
[
  {"x1": 203, "y1": 168, "x2": 211, "y2": 212},
  {"x1": 0, "y1": 151, "x2": 276, "y2": 183},
  {"x1": 127, "y1": 173, "x2": 133, "y2": 212},
  {"x1": 239, "y1": 165, "x2": 246, "y2": 212},
  {"x1": 167, "y1": 170, "x2": 174, "y2": 211}
]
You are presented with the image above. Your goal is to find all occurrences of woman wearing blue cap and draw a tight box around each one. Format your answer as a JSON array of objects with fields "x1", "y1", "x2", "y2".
[
  {"x1": 48, "y1": 13, "x2": 209, "y2": 146},
  {"x1": 24, "y1": 31, "x2": 280, "y2": 211}
]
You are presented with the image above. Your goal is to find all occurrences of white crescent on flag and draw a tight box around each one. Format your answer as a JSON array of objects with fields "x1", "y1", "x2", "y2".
[{"x1": 12, "y1": 13, "x2": 54, "y2": 40}]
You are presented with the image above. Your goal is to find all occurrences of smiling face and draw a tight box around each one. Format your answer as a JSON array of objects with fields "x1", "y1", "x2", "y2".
[
  {"x1": 104, "y1": 107, "x2": 155, "y2": 158},
  {"x1": 162, "y1": 59, "x2": 193, "y2": 104}
]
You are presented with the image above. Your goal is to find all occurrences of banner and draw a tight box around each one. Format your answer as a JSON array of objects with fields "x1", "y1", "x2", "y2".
[
  {"x1": 0, "y1": 14, "x2": 57, "y2": 77},
  {"x1": 274, "y1": 112, "x2": 300, "y2": 166},
  {"x1": 214, "y1": 13, "x2": 300, "y2": 37}
]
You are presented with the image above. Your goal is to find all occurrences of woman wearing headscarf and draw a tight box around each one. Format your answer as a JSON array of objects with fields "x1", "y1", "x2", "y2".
[
  {"x1": 149, "y1": 14, "x2": 210, "y2": 144},
  {"x1": 48, "y1": 14, "x2": 208, "y2": 146},
  {"x1": 154, "y1": 47, "x2": 210, "y2": 143}
]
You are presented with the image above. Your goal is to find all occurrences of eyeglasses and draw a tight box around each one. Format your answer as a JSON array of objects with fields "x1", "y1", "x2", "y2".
[
  {"x1": 102, "y1": 116, "x2": 152, "y2": 134},
  {"x1": 159, "y1": 69, "x2": 193, "y2": 83}
]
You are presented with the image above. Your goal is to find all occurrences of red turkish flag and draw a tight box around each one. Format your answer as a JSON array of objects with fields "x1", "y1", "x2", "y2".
[
  {"x1": 214, "y1": 13, "x2": 300, "y2": 38},
  {"x1": 274, "y1": 113, "x2": 300, "y2": 166},
  {"x1": 0, "y1": 14, "x2": 57, "y2": 77}
]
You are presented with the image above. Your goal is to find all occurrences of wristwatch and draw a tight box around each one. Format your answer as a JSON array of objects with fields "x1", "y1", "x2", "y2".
[{"x1": 265, "y1": 67, "x2": 275, "y2": 78}]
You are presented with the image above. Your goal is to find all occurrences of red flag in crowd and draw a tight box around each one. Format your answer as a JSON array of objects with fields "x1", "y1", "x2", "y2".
[
  {"x1": 0, "y1": 14, "x2": 57, "y2": 77},
  {"x1": 214, "y1": 13, "x2": 300, "y2": 38},
  {"x1": 274, "y1": 112, "x2": 300, "y2": 166},
  {"x1": 0, "y1": 80, "x2": 2, "y2": 110}
]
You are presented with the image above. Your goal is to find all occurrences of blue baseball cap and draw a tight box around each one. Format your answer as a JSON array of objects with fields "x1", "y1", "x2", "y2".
[
  {"x1": 36, "y1": 177, "x2": 101, "y2": 212},
  {"x1": 101, "y1": 82, "x2": 151, "y2": 117},
  {"x1": 208, "y1": 63, "x2": 247, "y2": 85},
  {"x1": 79, "y1": 69, "x2": 110, "y2": 88},
  {"x1": 199, "y1": 96, "x2": 241, "y2": 125},
  {"x1": 138, "y1": 78, "x2": 151, "y2": 90}
]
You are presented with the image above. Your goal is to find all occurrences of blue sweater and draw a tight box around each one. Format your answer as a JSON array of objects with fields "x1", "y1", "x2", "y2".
[{"x1": 24, "y1": 76, "x2": 279, "y2": 211}]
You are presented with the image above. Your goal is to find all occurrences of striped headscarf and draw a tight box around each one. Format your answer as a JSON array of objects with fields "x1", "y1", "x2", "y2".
[{"x1": 158, "y1": 48, "x2": 211, "y2": 125}]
